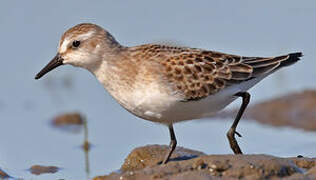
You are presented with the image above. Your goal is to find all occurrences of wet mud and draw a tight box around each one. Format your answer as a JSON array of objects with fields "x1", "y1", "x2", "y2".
[{"x1": 94, "y1": 145, "x2": 316, "y2": 180}]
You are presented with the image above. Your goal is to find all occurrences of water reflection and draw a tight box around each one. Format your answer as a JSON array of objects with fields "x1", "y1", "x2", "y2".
[
  {"x1": 82, "y1": 118, "x2": 91, "y2": 180},
  {"x1": 50, "y1": 112, "x2": 92, "y2": 179}
]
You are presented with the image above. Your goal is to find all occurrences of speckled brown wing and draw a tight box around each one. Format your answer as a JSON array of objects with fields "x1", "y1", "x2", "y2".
[
  {"x1": 159, "y1": 51, "x2": 248, "y2": 100},
  {"x1": 159, "y1": 49, "x2": 302, "y2": 100}
]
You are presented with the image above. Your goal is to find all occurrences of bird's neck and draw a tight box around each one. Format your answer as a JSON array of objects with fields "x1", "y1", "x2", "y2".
[{"x1": 90, "y1": 51, "x2": 137, "y2": 93}]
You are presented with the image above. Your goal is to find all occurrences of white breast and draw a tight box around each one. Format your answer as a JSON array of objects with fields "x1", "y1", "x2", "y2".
[{"x1": 117, "y1": 81, "x2": 181, "y2": 121}]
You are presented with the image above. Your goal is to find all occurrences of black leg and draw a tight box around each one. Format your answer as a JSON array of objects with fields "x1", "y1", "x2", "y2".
[
  {"x1": 162, "y1": 124, "x2": 177, "y2": 164},
  {"x1": 226, "y1": 92, "x2": 250, "y2": 154}
]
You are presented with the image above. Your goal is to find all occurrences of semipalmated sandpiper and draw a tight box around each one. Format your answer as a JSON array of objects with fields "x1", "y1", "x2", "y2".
[{"x1": 35, "y1": 23, "x2": 303, "y2": 164}]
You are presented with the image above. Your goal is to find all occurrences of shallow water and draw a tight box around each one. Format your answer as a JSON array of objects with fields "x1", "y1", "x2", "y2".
[
  {"x1": 1, "y1": 0, "x2": 316, "y2": 179},
  {"x1": 1, "y1": 117, "x2": 316, "y2": 180}
]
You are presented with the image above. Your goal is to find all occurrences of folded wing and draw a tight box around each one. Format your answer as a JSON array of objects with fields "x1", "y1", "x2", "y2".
[{"x1": 159, "y1": 49, "x2": 302, "y2": 100}]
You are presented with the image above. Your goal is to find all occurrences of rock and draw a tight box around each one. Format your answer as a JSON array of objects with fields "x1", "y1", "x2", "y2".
[
  {"x1": 29, "y1": 165, "x2": 59, "y2": 175},
  {"x1": 93, "y1": 145, "x2": 316, "y2": 180},
  {"x1": 121, "y1": 144, "x2": 206, "y2": 172},
  {"x1": 51, "y1": 112, "x2": 86, "y2": 133},
  {"x1": 52, "y1": 112, "x2": 84, "y2": 127},
  {"x1": 220, "y1": 90, "x2": 316, "y2": 131}
]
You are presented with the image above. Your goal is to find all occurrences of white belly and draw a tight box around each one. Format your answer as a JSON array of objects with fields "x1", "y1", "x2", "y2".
[{"x1": 119, "y1": 77, "x2": 264, "y2": 124}]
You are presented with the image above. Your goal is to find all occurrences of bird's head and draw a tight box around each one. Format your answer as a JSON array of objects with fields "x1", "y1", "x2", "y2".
[{"x1": 35, "y1": 23, "x2": 121, "y2": 79}]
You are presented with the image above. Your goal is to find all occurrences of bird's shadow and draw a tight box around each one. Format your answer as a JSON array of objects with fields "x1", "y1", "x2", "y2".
[{"x1": 157, "y1": 155, "x2": 199, "y2": 165}]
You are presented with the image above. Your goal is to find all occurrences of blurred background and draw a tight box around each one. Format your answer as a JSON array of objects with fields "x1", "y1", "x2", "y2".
[{"x1": 0, "y1": 0, "x2": 315, "y2": 179}]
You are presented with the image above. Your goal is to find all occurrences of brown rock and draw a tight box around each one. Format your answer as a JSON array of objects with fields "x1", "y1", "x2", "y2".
[
  {"x1": 121, "y1": 144, "x2": 206, "y2": 172},
  {"x1": 52, "y1": 112, "x2": 84, "y2": 127},
  {"x1": 221, "y1": 90, "x2": 316, "y2": 131},
  {"x1": 93, "y1": 145, "x2": 316, "y2": 180},
  {"x1": 29, "y1": 165, "x2": 59, "y2": 175},
  {"x1": 51, "y1": 112, "x2": 86, "y2": 133}
]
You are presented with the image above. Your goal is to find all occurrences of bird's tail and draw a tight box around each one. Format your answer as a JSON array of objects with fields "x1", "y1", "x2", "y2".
[
  {"x1": 279, "y1": 52, "x2": 303, "y2": 68},
  {"x1": 241, "y1": 52, "x2": 303, "y2": 77}
]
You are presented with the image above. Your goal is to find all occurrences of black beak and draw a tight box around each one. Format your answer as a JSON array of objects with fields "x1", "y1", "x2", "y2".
[{"x1": 35, "y1": 54, "x2": 63, "y2": 79}]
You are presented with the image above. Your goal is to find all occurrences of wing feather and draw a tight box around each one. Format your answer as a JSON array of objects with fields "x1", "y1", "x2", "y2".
[{"x1": 131, "y1": 44, "x2": 302, "y2": 100}]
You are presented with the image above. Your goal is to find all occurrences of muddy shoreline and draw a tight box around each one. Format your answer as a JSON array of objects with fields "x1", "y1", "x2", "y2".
[{"x1": 93, "y1": 145, "x2": 316, "y2": 180}]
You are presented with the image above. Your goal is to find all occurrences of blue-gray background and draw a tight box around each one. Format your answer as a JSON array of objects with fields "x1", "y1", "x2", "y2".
[{"x1": 0, "y1": 1, "x2": 315, "y2": 179}]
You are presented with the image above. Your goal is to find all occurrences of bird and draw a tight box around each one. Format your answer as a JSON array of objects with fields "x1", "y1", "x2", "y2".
[{"x1": 35, "y1": 23, "x2": 303, "y2": 164}]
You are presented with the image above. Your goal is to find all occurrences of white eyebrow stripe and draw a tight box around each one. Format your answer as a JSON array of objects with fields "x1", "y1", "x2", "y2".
[
  {"x1": 76, "y1": 30, "x2": 95, "y2": 40},
  {"x1": 59, "y1": 38, "x2": 70, "y2": 53},
  {"x1": 59, "y1": 30, "x2": 95, "y2": 53}
]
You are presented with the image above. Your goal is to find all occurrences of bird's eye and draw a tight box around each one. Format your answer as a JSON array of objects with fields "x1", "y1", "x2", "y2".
[{"x1": 72, "y1": 40, "x2": 80, "y2": 48}]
